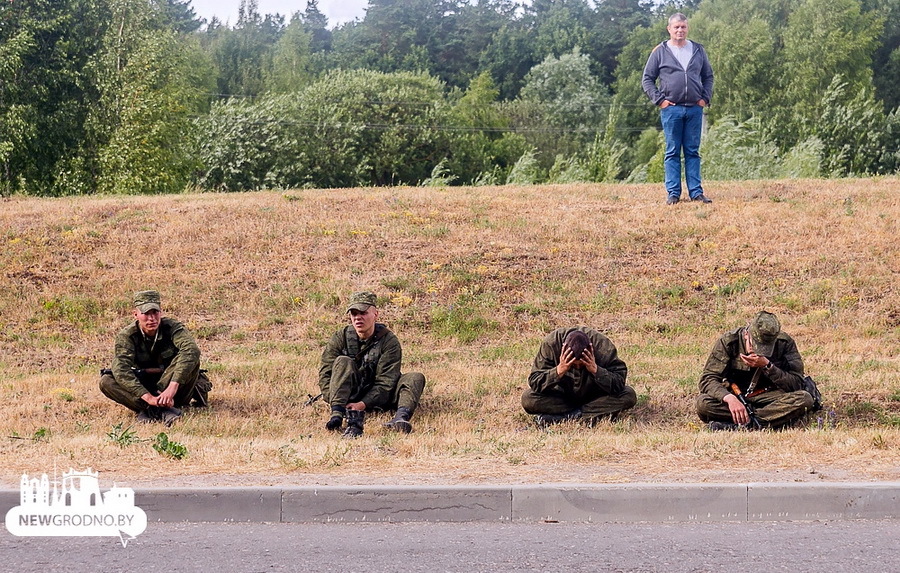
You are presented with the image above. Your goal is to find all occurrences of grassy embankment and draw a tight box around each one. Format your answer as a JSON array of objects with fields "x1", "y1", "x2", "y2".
[{"x1": 0, "y1": 178, "x2": 898, "y2": 486}]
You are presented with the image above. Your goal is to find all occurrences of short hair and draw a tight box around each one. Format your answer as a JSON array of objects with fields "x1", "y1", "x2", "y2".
[
  {"x1": 668, "y1": 12, "x2": 688, "y2": 25},
  {"x1": 564, "y1": 330, "x2": 591, "y2": 360}
]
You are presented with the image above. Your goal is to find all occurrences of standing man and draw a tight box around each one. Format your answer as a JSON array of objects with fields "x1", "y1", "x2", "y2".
[
  {"x1": 319, "y1": 291, "x2": 426, "y2": 438},
  {"x1": 100, "y1": 290, "x2": 211, "y2": 426},
  {"x1": 697, "y1": 311, "x2": 814, "y2": 430},
  {"x1": 642, "y1": 12, "x2": 714, "y2": 205},
  {"x1": 523, "y1": 326, "x2": 636, "y2": 427}
]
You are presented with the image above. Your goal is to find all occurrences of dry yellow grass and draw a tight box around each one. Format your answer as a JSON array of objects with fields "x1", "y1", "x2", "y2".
[{"x1": 1, "y1": 178, "x2": 898, "y2": 487}]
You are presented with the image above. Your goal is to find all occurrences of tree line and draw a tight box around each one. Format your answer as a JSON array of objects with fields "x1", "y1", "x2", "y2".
[{"x1": 1, "y1": 0, "x2": 898, "y2": 195}]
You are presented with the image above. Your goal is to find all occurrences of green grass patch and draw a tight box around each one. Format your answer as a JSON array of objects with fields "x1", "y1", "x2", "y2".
[{"x1": 430, "y1": 303, "x2": 495, "y2": 343}]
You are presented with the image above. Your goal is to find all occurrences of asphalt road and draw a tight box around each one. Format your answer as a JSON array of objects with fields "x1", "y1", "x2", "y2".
[{"x1": 2, "y1": 520, "x2": 897, "y2": 573}]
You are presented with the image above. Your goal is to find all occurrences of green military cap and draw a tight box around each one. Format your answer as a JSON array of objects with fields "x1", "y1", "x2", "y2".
[
  {"x1": 133, "y1": 290, "x2": 161, "y2": 313},
  {"x1": 346, "y1": 291, "x2": 377, "y2": 313},
  {"x1": 749, "y1": 311, "x2": 780, "y2": 357}
]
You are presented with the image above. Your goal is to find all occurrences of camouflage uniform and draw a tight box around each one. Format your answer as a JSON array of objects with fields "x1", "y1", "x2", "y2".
[
  {"x1": 100, "y1": 317, "x2": 204, "y2": 412},
  {"x1": 523, "y1": 326, "x2": 636, "y2": 422},
  {"x1": 319, "y1": 323, "x2": 425, "y2": 413},
  {"x1": 696, "y1": 326, "x2": 813, "y2": 428}
]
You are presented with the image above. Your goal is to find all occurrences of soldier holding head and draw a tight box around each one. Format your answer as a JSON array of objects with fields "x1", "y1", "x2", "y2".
[
  {"x1": 318, "y1": 291, "x2": 426, "y2": 438},
  {"x1": 697, "y1": 311, "x2": 813, "y2": 430},
  {"x1": 523, "y1": 326, "x2": 636, "y2": 426},
  {"x1": 100, "y1": 290, "x2": 210, "y2": 426}
]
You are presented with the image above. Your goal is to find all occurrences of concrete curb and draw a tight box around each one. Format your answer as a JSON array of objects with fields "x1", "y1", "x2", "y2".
[{"x1": 3, "y1": 483, "x2": 898, "y2": 523}]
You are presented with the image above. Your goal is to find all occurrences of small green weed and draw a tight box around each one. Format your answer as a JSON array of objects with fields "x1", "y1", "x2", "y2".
[
  {"x1": 382, "y1": 277, "x2": 412, "y2": 291},
  {"x1": 107, "y1": 423, "x2": 141, "y2": 448},
  {"x1": 512, "y1": 303, "x2": 542, "y2": 317},
  {"x1": 321, "y1": 443, "x2": 352, "y2": 467},
  {"x1": 713, "y1": 278, "x2": 750, "y2": 297},
  {"x1": 153, "y1": 432, "x2": 188, "y2": 459},
  {"x1": 636, "y1": 385, "x2": 652, "y2": 407},
  {"x1": 277, "y1": 445, "x2": 309, "y2": 469}
]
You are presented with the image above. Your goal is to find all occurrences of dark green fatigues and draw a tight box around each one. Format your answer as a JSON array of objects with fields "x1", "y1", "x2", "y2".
[
  {"x1": 319, "y1": 323, "x2": 425, "y2": 413},
  {"x1": 523, "y1": 326, "x2": 636, "y2": 422},
  {"x1": 100, "y1": 317, "x2": 202, "y2": 412},
  {"x1": 696, "y1": 326, "x2": 813, "y2": 428}
]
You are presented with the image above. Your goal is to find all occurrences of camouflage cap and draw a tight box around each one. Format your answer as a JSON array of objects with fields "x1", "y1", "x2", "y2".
[
  {"x1": 749, "y1": 311, "x2": 780, "y2": 357},
  {"x1": 346, "y1": 291, "x2": 377, "y2": 313},
  {"x1": 133, "y1": 290, "x2": 161, "y2": 313},
  {"x1": 564, "y1": 329, "x2": 591, "y2": 361}
]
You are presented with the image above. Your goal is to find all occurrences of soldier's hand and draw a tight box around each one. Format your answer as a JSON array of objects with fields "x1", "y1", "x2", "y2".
[
  {"x1": 724, "y1": 395, "x2": 748, "y2": 425},
  {"x1": 740, "y1": 353, "x2": 769, "y2": 368},
  {"x1": 156, "y1": 383, "x2": 179, "y2": 408},
  {"x1": 556, "y1": 344, "x2": 578, "y2": 377},
  {"x1": 739, "y1": 330, "x2": 769, "y2": 368},
  {"x1": 579, "y1": 345, "x2": 598, "y2": 375},
  {"x1": 347, "y1": 402, "x2": 366, "y2": 411}
]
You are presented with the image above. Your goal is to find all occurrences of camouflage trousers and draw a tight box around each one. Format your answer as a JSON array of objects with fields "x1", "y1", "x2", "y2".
[
  {"x1": 100, "y1": 367, "x2": 210, "y2": 412},
  {"x1": 324, "y1": 355, "x2": 426, "y2": 413},
  {"x1": 521, "y1": 385, "x2": 637, "y2": 422},
  {"x1": 696, "y1": 389, "x2": 814, "y2": 428}
]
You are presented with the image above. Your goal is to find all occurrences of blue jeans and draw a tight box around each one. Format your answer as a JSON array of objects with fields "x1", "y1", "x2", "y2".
[{"x1": 660, "y1": 104, "x2": 704, "y2": 199}]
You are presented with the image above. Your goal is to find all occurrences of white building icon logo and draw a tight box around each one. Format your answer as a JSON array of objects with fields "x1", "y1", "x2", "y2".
[{"x1": 5, "y1": 468, "x2": 147, "y2": 547}]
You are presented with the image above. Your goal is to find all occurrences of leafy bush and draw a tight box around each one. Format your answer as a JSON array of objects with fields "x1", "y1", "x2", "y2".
[
  {"x1": 700, "y1": 117, "x2": 783, "y2": 181},
  {"x1": 506, "y1": 148, "x2": 543, "y2": 185},
  {"x1": 193, "y1": 69, "x2": 456, "y2": 190}
]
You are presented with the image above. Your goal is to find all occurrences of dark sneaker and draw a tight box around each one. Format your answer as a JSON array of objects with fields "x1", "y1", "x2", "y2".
[
  {"x1": 159, "y1": 407, "x2": 183, "y2": 427},
  {"x1": 707, "y1": 421, "x2": 739, "y2": 431},
  {"x1": 666, "y1": 196, "x2": 680, "y2": 205},
  {"x1": 136, "y1": 408, "x2": 161, "y2": 424},
  {"x1": 383, "y1": 407, "x2": 413, "y2": 434},
  {"x1": 534, "y1": 408, "x2": 583, "y2": 427},
  {"x1": 137, "y1": 406, "x2": 180, "y2": 426},
  {"x1": 692, "y1": 194, "x2": 712, "y2": 204}
]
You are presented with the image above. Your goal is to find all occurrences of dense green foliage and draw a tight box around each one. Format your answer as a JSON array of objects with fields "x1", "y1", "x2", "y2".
[{"x1": 1, "y1": 0, "x2": 897, "y2": 195}]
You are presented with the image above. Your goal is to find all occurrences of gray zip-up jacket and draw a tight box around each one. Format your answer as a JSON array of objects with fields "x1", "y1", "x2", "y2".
[{"x1": 641, "y1": 40, "x2": 714, "y2": 106}]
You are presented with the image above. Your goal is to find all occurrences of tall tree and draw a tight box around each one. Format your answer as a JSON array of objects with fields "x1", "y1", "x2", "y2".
[
  {"x1": 511, "y1": 48, "x2": 610, "y2": 165},
  {"x1": 203, "y1": 0, "x2": 284, "y2": 97},
  {"x1": 88, "y1": 0, "x2": 212, "y2": 194},
  {"x1": 0, "y1": 0, "x2": 106, "y2": 195},
  {"x1": 154, "y1": 0, "x2": 203, "y2": 33},
  {"x1": 866, "y1": 0, "x2": 900, "y2": 111},
  {"x1": 303, "y1": 0, "x2": 332, "y2": 53},
  {"x1": 266, "y1": 14, "x2": 315, "y2": 93}
]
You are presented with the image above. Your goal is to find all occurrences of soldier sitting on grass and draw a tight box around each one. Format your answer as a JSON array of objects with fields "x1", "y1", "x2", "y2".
[
  {"x1": 697, "y1": 311, "x2": 814, "y2": 431},
  {"x1": 523, "y1": 326, "x2": 636, "y2": 427},
  {"x1": 100, "y1": 290, "x2": 211, "y2": 426},
  {"x1": 318, "y1": 291, "x2": 426, "y2": 438}
]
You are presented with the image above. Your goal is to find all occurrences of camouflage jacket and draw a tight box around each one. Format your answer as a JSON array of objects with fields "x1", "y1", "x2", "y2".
[
  {"x1": 111, "y1": 317, "x2": 201, "y2": 399},
  {"x1": 699, "y1": 326, "x2": 805, "y2": 402},
  {"x1": 528, "y1": 326, "x2": 628, "y2": 399},
  {"x1": 318, "y1": 323, "x2": 402, "y2": 408}
]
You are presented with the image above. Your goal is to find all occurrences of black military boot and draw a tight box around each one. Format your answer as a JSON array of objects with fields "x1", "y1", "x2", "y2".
[
  {"x1": 383, "y1": 407, "x2": 413, "y2": 434},
  {"x1": 325, "y1": 407, "x2": 346, "y2": 431},
  {"x1": 343, "y1": 409, "x2": 365, "y2": 438}
]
